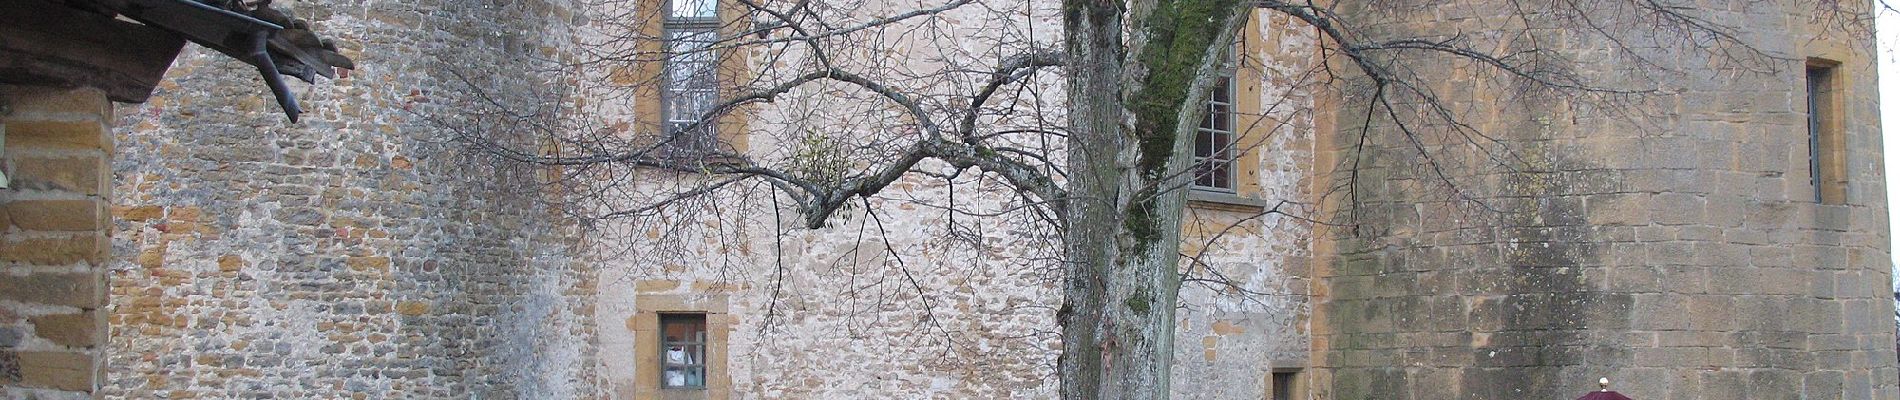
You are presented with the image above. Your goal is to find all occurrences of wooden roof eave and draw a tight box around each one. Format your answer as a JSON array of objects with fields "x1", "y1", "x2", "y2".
[
  {"x1": 0, "y1": 0, "x2": 186, "y2": 103},
  {"x1": 114, "y1": 0, "x2": 307, "y2": 122}
]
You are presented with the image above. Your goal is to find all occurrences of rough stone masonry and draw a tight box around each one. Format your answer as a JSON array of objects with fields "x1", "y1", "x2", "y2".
[
  {"x1": 1308, "y1": 2, "x2": 1899, "y2": 399},
  {"x1": 0, "y1": 0, "x2": 1885, "y2": 399}
]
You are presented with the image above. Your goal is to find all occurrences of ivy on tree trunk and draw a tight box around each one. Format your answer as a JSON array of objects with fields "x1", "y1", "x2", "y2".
[{"x1": 1057, "y1": 0, "x2": 1246, "y2": 397}]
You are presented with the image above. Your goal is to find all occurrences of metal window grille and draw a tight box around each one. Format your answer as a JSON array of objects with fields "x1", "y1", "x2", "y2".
[{"x1": 662, "y1": 0, "x2": 719, "y2": 157}]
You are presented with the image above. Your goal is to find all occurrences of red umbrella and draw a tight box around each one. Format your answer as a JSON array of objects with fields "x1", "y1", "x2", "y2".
[
  {"x1": 1578, "y1": 378, "x2": 1634, "y2": 400},
  {"x1": 1577, "y1": 391, "x2": 1634, "y2": 400}
]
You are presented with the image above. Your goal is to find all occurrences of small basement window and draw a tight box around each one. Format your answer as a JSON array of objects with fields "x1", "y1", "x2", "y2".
[
  {"x1": 1271, "y1": 369, "x2": 1301, "y2": 400},
  {"x1": 660, "y1": 313, "x2": 708, "y2": 389}
]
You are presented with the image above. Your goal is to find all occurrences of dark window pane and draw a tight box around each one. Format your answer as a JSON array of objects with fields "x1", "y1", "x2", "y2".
[
  {"x1": 1195, "y1": 132, "x2": 1213, "y2": 157},
  {"x1": 1806, "y1": 63, "x2": 1828, "y2": 203},
  {"x1": 1272, "y1": 372, "x2": 1297, "y2": 400},
  {"x1": 1194, "y1": 163, "x2": 1214, "y2": 187}
]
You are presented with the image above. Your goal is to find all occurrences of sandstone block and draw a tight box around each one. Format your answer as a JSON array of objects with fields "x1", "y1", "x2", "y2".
[
  {"x1": 347, "y1": 256, "x2": 390, "y2": 273},
  {"x1": 634, "y1": 280, "x2": 679, "y2": 293},
  {"x1": 3, "y1": 120, "x2": 109, "y2": 153},
  {"x1": 15, "y1": 351, "x2": 95, "y2": 392},
  {"x1": 134, "y1": 246, "x2": 164, "y2": 269},
  {"x1": 0, "y1": 86, "x2": 110, "y2": 119},
  {"x1": 217, "y1": 255, "x2": 244, "y2": 272},
  {"x1": 4, "y1": 199, "x2": 106, "y2": 231},
  {"x1": 1805, "y1": 370, "x2": 1846, "y2": 399},
  {"x1": 0, "y1": 271, "x2": 104, "y2": 309},
  {"x1": 1585, "y1": 194, "x2": 1647, "y2": 226},
  {"x1": 396, "y1": 301, "x2": 430, "y2": 316},
  {"x1": 168, "y1": 206, "x2": 202, "y2": 223},
  {"x1": 1687, "y1": 295, "x2": 1735, "y2": 331},
  {"x1": 29, "y1": 311, "x2": 101, "y2": 348},
  {"x1": 0, "y1": 232, "x2": 107, "y2": 265},
  {"x1": 5, "y1": 155, "x2": 107, "y2": 195},
  {"x1": 115, "y1": 205, "x2": 163, "y2": 221}
]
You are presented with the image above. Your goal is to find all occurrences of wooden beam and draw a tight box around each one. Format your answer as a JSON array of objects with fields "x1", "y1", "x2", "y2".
[{"x1": 0, "y1": 0, "x2": 185, "y2": 103}]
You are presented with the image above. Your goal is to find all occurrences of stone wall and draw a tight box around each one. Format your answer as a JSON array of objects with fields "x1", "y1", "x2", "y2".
[
  {"x1": 69, "y1": 0, "x2": 1893, "y2": 399},
  {"x1": 95, "y1": 0, "x2": 1325, "y2": 397},
  {"x1": 103, "y1": 1, "x2": 600, "y2": 398},
  {"x1": 1312, "y1": 2, "x2": 1898, "y2": 399},
  {"x1": 584, "y1": 4, "x2": 1321, "y2": 400},
  {"x1": 1, "y1": 86, "x2": 115, "y2": 400}
]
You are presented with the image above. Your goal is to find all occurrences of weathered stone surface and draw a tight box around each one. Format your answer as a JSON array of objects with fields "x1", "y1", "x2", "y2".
[
  {"x1": 0, "y1": 351, "x2": 19, "y2": 384},
  {"x1": 103, "y1": 2, "x2": 600, "y2": 399},
  {"x1": 6, "y1": 155, "x2": 108, "y2": 195},
  {"x1": 395, "y1": 301, "x2": 429, "y2": 316},
  {"x1": 1, "y1": 86, "x2": 111, "y2": 119},
  {"x1": 113, "y1": 205, "x2": 160, "y2": 221},
  {"x1": 4, "y1": 199, "x2": 106, "y2": 231},
  {"x1": 29, "y1": 312, "x2": 102, "y2": 348},
  {"x1": 0, "y1": 85, "x2": 113, "y2": 400},
  {"x1": 0, "y1": 233, "x2": 108, "y2": 266},
  {"x1": 216, "y1": 254, "x2": 243, "y2": 272},
  {"x1": 0, "y1": 328, "x2": 21, "y2": 348},
  {"x1": 4, "y1": 120, "x2": 109, "y2": 152},
  {"x1": 0, "y1": 271, "x2": 104, "y2": 309},
  {"x1": 76, "y1": 2, "x2": 1895, "y2": 400},
  {"x1": 1310, "y1": 3, "x2": 1896, "y2": 400},
  {"x1": 15, "y1": 351, "x2": 94, "y2": 392}
]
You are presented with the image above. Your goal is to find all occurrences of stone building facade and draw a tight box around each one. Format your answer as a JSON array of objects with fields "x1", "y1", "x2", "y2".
[
  {"x1": 0, "y1": 0, "x2": 1892, "y2": 399},
  {"x1": 1307, "y1": 3, "x2": 1900, "y2": 399},
  {"x1": 97, "y1": 2, "x2": 601, "y2": 399}
]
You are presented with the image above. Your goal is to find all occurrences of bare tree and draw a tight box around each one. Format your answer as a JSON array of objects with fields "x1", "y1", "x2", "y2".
[{"x1": 426, "y1": 0, "x2": 1865, "y2": 398}]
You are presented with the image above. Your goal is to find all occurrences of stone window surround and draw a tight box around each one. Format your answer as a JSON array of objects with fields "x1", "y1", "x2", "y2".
[
  {"x1": 630, "y1": 0, "x2": 752, "y2": 158},
  {"x1": 628, "y1": 294, "x2": 732, "y2": 400},
  {"x1": 1804, "y1": 57, "x2": 1848, "y2": 206},
  {"x1": 1269, "y1": 365, "x2": 1306, "y2": 400}
]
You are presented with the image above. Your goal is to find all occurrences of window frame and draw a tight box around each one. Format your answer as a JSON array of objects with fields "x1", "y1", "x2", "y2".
[
  {"x1": 630, "y1": 294, "x2": 731, "y2": 398},
  {"x1": 1191, "y1": 46, "x2": 1240, "y2": 193},
  {"x1": 1178, "y1": 13, "x2": 1269, "y2": 207}
]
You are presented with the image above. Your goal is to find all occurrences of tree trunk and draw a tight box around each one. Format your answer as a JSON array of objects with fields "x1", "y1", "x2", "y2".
[{"x1": 1057, "y1": 0, "x2": 1246, "y2": 398}]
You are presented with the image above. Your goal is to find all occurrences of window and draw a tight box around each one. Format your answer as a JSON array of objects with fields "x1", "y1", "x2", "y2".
[
  {"x1": 630, "y1": 295, "x2": 730, "y2": 398},
  {"x1": 1270, "y1": 369, "x2": 1301, "y2": 400},
  {"x1": 662, "y1": 0, "x2": 721, "y2": 157},
  {"x1": 1192, "y1": 52, "x2": 1238, "y2": 192},
  {"x1": 660, "y1": 313, "x2": 709, "y2": 389},
  {"x1": 1806, "y1": 58, "x2": 1845, "y2": 205}
]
